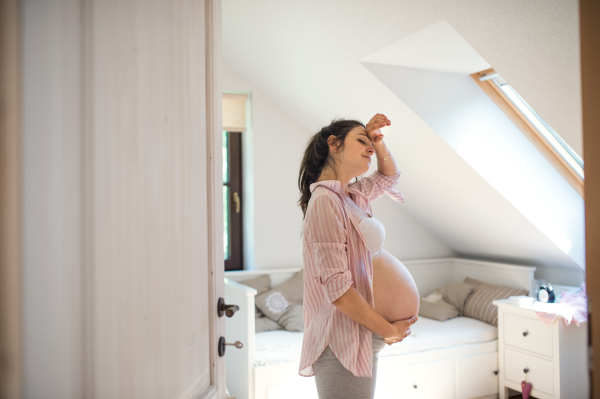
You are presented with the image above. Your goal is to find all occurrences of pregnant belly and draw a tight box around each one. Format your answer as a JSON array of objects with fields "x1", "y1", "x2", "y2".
[{"x1": 372, "y1": 248, "x2": 420, "y2": 323}]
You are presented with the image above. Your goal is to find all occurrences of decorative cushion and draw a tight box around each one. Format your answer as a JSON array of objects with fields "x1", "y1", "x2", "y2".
[
  {"x1": 463, "y1": 277, "x2": 529, "y2": 326},
  {"x1": 438, "y1": 282, "x2": 475, "y2": 315},
  {"x1": 255, "y1": 315, "x2": 283, "y2": 332},
  {"x1": 240, "y1": 274, "x2": 272, "y2": 318},
  {"x1": 255, "y1": 269, "x2": 304, "y2": 328},
  {"x1": 418, "y1": 290, "x2": 460, "y2": 321}
]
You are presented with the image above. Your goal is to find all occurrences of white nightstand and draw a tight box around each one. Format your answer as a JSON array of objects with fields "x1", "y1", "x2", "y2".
[{"x1": 493, "y1": 299, "x2": 588, "y2": 399}]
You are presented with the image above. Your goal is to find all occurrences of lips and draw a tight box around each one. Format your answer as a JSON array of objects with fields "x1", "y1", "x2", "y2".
[{"x1": 363, "y1": 156, "x2": 371, "y2": 161}]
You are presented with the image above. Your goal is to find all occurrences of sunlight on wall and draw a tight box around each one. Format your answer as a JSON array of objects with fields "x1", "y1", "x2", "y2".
[{"x1": 456, "y1": 128, "x2": 573, "y2": 254}]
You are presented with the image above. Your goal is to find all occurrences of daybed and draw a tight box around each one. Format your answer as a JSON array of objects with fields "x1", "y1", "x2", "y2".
[{"x1": 224, "y1": 258, "x2": 537, "y2": 399}]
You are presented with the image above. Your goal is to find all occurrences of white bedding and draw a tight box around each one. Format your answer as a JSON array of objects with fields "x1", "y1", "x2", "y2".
[{"x1": 254, "y1": 316, "x2": 497, "y2": 367}]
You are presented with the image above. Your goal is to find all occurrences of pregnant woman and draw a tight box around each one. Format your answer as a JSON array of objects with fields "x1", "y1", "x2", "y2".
[{"x1": 298, "y1": 114, "x2": 419, "y2": 399}]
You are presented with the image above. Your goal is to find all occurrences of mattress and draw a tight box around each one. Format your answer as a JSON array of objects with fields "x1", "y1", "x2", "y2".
[{"x1": 254, "y1": 316, "x2": 498, "y2": 367}]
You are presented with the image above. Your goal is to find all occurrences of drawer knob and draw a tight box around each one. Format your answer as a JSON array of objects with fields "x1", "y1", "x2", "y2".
[
  {"x1": 523, "y1": 330, "x2": 529, "y2": 337},
  {"x1": 524, "y1": 367, "x2": 530, "y2": 374},
  {"x1": 494, "y1": 370, "x2": 499, "y2": 376},
  {"x1": 413, "y1": 385, "x2": 418, "y2": 389}
]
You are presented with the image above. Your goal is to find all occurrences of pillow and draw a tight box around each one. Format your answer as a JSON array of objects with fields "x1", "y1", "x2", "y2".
[
  {"x1": 463, "y1": 277, "x2": 529, "y2": 326},
  {"x1": 240, "y1": 274, "x2": 272, "y2": 318},
  {"x1": 438, "y1": 282, "x2": 475, "y2": 315},
  {"x1": 418, "y1": 290, "x2": 460, "y2": 321},
  {"x1": 277, "y1": 303, "x2": 304, "y2": 332},
  {"x1": 240, "y1": 274, "x2": 271, "y2": 295},
  {"x1": 256, "y1": 269, "x2": 304, "y2": 326},
  {"x1": 255, "y1": 315, "x2": 283, "y2": 332}
]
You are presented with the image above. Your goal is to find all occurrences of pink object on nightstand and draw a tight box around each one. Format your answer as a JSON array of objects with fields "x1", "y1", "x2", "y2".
[{"x1": 533, "y1": 283, "x2": 588, "y2": 327}]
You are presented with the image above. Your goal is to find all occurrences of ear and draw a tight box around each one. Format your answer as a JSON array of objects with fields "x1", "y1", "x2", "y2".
[{"x1": 327, "y1": 135, "x2": 339, "y2": 152}]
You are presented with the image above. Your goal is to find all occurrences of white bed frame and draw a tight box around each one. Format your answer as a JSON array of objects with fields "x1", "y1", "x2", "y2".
[{"x1": 224, "y1": 257, "x2": 536, "y2": 399}]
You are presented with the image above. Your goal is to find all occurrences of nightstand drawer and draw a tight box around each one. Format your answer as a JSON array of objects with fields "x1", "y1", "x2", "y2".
[
  {"x1": 504, "y1": 313, "x2": 553, "y2": 357},
  {"x1": 504, "y1": 348, "x2": 554, "y2": 396}
]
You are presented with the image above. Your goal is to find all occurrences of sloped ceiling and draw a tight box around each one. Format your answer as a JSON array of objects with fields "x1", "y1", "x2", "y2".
[{"x1": 222, "y1": 0, "x2": 582, "y2": 270}]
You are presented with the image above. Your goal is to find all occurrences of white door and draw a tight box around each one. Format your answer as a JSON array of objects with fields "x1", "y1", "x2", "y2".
[{"x1": 20, "y1": 1, "x2": 225, "y2": 398}]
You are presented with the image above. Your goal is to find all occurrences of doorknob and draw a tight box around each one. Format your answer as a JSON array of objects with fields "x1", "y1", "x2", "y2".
[
  {"x1": 233, "y1": 192, "x2": 240, "y2": 213},
  {"x1": 218, "y1": 337, "x2": 243, "y2": 357},
  {"x1": 218, "y1": 297, "x2": 240, "y2": 317}
]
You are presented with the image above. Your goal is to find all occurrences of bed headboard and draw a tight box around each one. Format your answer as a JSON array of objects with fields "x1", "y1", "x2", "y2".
[{"x1": 451, "y1": 258, "x2": 536, "y2": 294}]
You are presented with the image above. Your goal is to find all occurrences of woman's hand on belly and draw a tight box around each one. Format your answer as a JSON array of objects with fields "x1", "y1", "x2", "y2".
[{"x1": 382, "y1": 316, "x2": 418, "y2": 345}]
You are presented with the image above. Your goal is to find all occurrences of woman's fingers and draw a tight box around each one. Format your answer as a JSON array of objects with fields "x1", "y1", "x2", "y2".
[
  {"x1": 396, "y1": 316, "x2": 417, "y2": 326},
  {"x1": 369, "y1": 118, "x2": 389, "y2": 125},
  {"x1": 382, "y1": 316, "x2": 419, "y2": 346},
  {"x1": 368, "y1": 114, "x2": 390, "y2": 126}
]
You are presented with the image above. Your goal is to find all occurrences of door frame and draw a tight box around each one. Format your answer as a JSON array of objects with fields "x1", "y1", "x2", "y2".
[
  {"x1": 581, "y1": 0, "x2": 600, "y2": 397},
  {"x1": 203, "y1": 0, "x2": 226, "y2": 398},
  {"x1": 0, "y1": 0, "x2": 22, "y2": 398}
]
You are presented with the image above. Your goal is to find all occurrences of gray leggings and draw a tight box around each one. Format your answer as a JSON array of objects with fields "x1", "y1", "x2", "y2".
[{"x1": 312, "y1": 333, "x2": 387, "y2": 399}]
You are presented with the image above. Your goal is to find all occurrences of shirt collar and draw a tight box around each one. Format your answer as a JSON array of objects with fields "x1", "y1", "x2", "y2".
[
  {"x1": 310, "y1": 180, "x2": 343, "y2": 195},
  {"x1": 309, "y1": 180, "x2": 366, "y2": 200}
]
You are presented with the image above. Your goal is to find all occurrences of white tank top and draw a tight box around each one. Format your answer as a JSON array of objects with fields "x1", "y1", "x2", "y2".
[{"x1": 358, "y1": 216, "x2": 385, "y2": 258}]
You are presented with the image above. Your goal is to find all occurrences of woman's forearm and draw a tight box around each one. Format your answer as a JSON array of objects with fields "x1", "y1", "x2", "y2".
[
  {"x1": 373, "y1": 141, "x2": 399, "y2": 176},
  {"x1": 332, "y1": 286, "x2": 393, "y2": 338}
]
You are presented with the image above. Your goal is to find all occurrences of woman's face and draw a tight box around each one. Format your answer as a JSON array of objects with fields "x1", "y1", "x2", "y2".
[{"x1": 339, "y1": 126, "x2": 375, "y2": 177}]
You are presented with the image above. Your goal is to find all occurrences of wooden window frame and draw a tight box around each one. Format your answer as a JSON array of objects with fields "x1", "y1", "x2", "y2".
[
  {"x1": 471, "y1": 68, "x2": 584, "y2": 197},
  {"x1": 223, "y1": 131, "x2": 244, "y2": 271}
]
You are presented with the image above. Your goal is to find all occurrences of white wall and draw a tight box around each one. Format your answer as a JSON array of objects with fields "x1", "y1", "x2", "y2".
[
  {"x1": 221, "y1": 62, "x2": 456, "y2": 269},
  {"x1": 371, "y1": 196, "x2": 456, "y2": 260}
]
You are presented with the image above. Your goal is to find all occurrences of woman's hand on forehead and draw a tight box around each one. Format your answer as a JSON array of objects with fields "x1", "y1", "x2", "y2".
[{"x1": 366, "y1": 113, "x2": 390, "y2": 144}]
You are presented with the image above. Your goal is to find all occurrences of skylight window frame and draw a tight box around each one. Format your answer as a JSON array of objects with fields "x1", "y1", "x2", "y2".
[{"x1": 471, "y1": 68, "x2": 584, "y2": 197}]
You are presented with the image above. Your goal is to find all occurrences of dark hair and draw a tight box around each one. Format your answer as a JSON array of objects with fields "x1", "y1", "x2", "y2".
[{"x1": 297, "y1": 118, "x2": 366, "y2": 219}]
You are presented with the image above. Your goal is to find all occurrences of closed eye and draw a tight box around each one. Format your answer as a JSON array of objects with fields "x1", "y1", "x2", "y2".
[{"x1": 359, "y1": 140, "x2": 365, "y2": 144}]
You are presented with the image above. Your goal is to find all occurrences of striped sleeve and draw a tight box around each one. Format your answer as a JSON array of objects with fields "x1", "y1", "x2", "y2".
[
  {"x1": 306, "y1": 195, "x2": 353, "y2": 303},
  {"x1": 353, "y1": 170, "x2": 404, "y2": 204}
]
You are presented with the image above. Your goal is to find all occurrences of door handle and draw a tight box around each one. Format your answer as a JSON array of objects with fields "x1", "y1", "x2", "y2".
[
  {"x1": 233, "y1": 192, "x2": 240, "y2": 213},
  {"x1": 218, "y1": 297, "x2": 239, "y2": 317}
]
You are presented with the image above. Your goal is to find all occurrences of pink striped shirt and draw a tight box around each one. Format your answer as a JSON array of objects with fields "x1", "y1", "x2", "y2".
[{"x1": 299, "y1": 170, "x2": 405, "y2": 377}]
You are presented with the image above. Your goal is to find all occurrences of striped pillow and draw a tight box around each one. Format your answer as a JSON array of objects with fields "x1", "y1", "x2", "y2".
[{"x1": 463, "y1": 277, "x2": 529, "y2": 326}]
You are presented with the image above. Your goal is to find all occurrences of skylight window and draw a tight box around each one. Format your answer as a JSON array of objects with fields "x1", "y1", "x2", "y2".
[{"x1": 472, "y1": 69, "x2": 584, "y2": 196}]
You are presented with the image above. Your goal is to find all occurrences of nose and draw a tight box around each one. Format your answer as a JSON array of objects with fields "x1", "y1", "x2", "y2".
[{"x1": 367, "y1": 146, "x2": 375, "y2": 155}]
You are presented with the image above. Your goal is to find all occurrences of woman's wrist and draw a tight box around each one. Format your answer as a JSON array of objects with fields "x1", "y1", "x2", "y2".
[
  {"x1": 373, "y1": 316, "x2": 394, "y2": 339},
  {"x1": 374, "y1": 143, "x2": 391, "y2": 164},
  {"x1": 373, "y1": 140, "x2": 387, "y2": 152}
]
